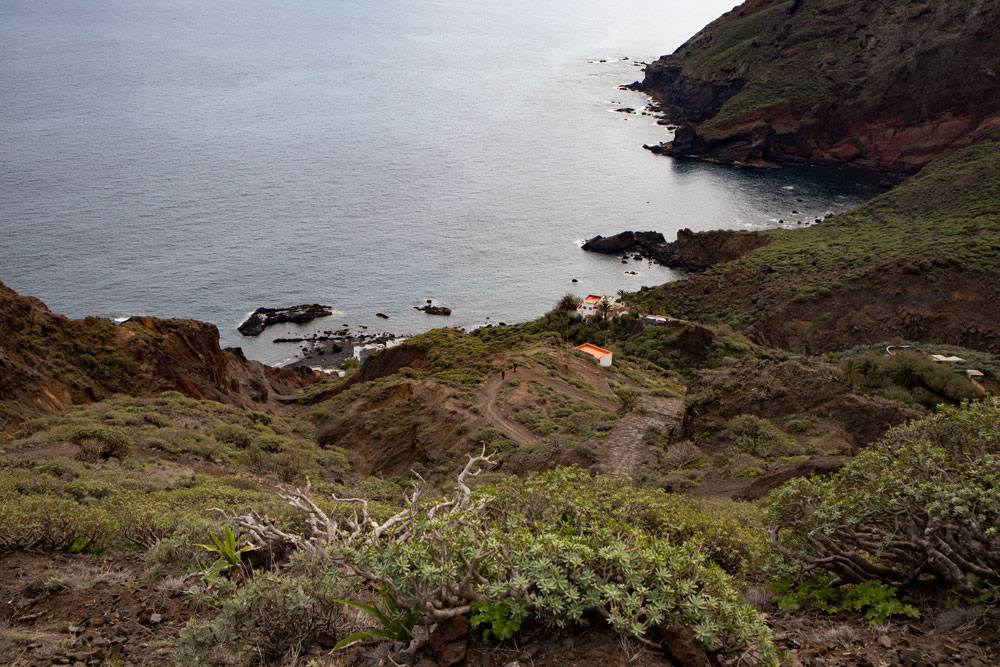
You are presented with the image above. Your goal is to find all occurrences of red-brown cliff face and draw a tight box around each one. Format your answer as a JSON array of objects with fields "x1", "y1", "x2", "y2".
[
  {"x1": 635, "y1": 0, "x2": 1000, "y2": 173},
  {"x1": 0, "y1": 282, "x2": 320, "y2": 433}
]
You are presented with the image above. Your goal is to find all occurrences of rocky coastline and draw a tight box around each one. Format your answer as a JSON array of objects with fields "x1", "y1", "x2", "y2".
[
  {"x1": 281, "y1": 330, "x2": 402, "y2": 369},
  {"x1": 583, "y1": 228, "x2": 770, "y2": 273}
]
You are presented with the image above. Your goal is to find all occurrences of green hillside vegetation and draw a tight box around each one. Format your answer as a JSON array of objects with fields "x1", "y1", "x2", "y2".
[
  {"x1": 0, "y1": 394, "x2": 355, "y2": 566},
  {"x1": 633, "y1": 143, "x2": 1000, "y2": 334},
  {"x1": 2, "y1": 299, "x2": 999, "y2": 664},
  {"x1": 8, "y1": 392, "x2": 349, "y2": 482}
]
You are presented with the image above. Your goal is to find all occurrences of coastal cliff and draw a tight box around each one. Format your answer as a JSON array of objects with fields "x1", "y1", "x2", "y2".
[
  {"x1": 634, "y1": 0, "x2": 1000, "y2": 172},
  {"x1": 0, "y1": 281, "x2": 320, "y2": 433}
]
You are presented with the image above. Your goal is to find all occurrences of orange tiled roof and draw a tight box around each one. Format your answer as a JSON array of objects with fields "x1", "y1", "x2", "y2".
[{"x1": 575, "y1": 343, "x2": 612, "y2": 359}]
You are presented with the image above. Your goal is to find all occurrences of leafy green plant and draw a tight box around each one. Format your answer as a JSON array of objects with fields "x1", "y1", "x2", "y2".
[
  {"x1": 178, "y1": 570, "x2": 347, "y2": 665},
  {"x1": 470, "y1": 599, "x2": 523, "y2": 643},
  {"x1": 773, "y1": 578, "x2": 918, "y2": 625},
  {"x1": 68, "y1": 425, "x2": 132, "y2": 461},
  {"x1": 193, "y1": 525, "x2": 255, "y2": 576},
  {"x1": 222, "y1": 459, "x2": 779, "y2": 664},
  {"x1": 332, "y1": 585, "x2": 421, "y2": 650},
  {"x1": 841, "y1": 581, "x2": 919, "y2": 625}
]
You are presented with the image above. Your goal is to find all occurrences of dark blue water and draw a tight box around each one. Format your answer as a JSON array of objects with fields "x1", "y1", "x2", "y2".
[{"x1": 0, "y1": 0, "x2": 884, "y2": 365}]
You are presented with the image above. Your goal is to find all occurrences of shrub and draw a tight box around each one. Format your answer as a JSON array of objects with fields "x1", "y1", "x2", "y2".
[
  {"x1": 179, "y1": 571, "x2": 348, "y2": 665},
  {"x1": 0, "y1": 494, "x2": 111, "y2": 552},
  {"x1": 768, "y1": 400, "x2": 1000, "y2": 596},
  {"x1": 144, "y1": 515, "x2": 220, "y2": 581},
  {"x1": 773, "y1": 577, "x2": 919, "y2": 626},
  {"x1": 783, "y1": 418, "x2": 815, "y2": 434},
  {"x1": 661, "y1": 441, "x2": 704, "y2": 470},
  {"x1": 68, "y1": 426, "x2": 132, "y2": 461},
  {"x1": 227, "y1": 465, "x2": 777, "y2": 664},
  {"x1": 355, "y1": 482, "x2": 777, "y2": 662},
  {"x1": 722, "y1": 414, "x2": 801, "y2": 457},
  {"x1": 212, "y1": 424, "x2": 254, "y2": 449},
  {"x1": 724, "y1": 452, "x2": 765, "y2": 477}
]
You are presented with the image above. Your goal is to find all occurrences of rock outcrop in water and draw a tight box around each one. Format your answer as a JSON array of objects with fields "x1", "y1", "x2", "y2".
[
  {"x1": 633, "y1": 0, "x2": 1000, "y2": 173},
  {"x1": 414, "y1": 305, "x2": 452, "y2": 316},
  {"x1": 583, "y1": 229, "x2": 770, "y2": 273},
  {"x1": 238, "y1": 304, "x2": 334, "y2": 336}
]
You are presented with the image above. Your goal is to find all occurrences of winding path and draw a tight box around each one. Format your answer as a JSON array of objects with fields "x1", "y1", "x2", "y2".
[
  {"x1": 603, "y1": 396, "x2": 684, "y2": 477},
  {"x1": 476, "y1": 365, "x2": 683, "y2": 479},
  {"x1": 477, "y1": 367, "x2": 619, "y2": 446}
]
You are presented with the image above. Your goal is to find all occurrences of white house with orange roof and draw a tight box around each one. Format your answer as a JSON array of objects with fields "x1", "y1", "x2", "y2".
[
  {"x1": 575, "y1": 343, "x2": 613, "y2": 367},
  {"x1": 576, "y1": 294, "x2": 628, "y2": 319}
]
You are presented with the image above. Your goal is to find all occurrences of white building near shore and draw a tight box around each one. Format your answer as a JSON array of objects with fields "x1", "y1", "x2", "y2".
[{"x1": 353, "y1": 343, "x2": 384, "y2": 364}]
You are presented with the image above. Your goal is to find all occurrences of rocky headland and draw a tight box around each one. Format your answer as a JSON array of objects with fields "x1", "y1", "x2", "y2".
[
  {"x1": 583, "y1": 228, "x2": 770, "y2": 273},
  {"x1": 632, "y1": 0, "x2": 1000, "y2": 172}
]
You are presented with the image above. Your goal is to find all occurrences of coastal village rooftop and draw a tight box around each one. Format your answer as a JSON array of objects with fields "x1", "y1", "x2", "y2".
[{"x1": 575, "y1": 343, "x2": 613, "y2": 367}]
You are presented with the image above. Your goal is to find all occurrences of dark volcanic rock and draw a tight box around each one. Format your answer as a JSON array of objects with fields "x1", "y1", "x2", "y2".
[
  {"x1": 582, "y1": 231, "x2": 665, "y2": 255},
  {"x1": 582, "y1": 228, "x2": 768, "y2": 273},
  {"x1": 237, "y1": 304, "x2": 333, "y2": 337},
  {"x1": 426, "y1": 616, "x2": 469, "y2": 667},
  {"x1": 414, "y1": 305, "x2": 452, "y2": 316}
]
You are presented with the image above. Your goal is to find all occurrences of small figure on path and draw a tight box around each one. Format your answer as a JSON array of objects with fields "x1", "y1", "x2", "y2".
[
  {"x1": 513, "y1": 362, "x2": 518, "y2": 373},
  {"x1": 501, "y1": 370, "x2": 505, "y2": 380}
]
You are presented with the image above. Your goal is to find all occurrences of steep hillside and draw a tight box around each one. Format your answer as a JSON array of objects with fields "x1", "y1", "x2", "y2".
[
  {"x1": 633, "y1": 142, "x2": 1000, "y2": 354},
  {"x1": 0, "y1": 282, "x2": 320, "y2": 433},
  {"x1": 1, "y1": 287, "x2": 995, "y2": 665},
  {"x1": 635, "y1": 0, "x2": 1000, "y2": 172}
]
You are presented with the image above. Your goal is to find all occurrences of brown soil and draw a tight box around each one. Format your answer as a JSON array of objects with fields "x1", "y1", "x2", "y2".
[{"x1": 0, "y1": 552, "x2": 198, "y2": 666}]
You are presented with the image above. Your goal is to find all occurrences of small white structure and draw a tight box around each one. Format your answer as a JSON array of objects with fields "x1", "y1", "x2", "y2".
[
  {"x1": 930, "y1": 354, "x2": 966, "y2": 364},
  {"x1": 576, "y1": 294, "x2": 628, "y2": 319},
  {"x1": 576, "y1": 294, "x2": 603, "y2": 318},
  {"x1": 967, "y1": 369, "x2": 985, "y2": 382},
  {"x1": 644, "y1": 315, "x2": 669, "y2": 325},
  {"x1": 353, "y1": 343, "x2": 384, "y2": 363},
  {"x1": 575, "y1": 343, "x2": 613, "y2": 367}
]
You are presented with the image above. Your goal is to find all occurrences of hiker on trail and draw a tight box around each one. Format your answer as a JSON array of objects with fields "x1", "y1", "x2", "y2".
[
  {"x1": 513, "y1": 362, "x2": 518, "y2": 373},
  {"x1": 501, "y1": 370, "x2": 505, "y2": 380}
]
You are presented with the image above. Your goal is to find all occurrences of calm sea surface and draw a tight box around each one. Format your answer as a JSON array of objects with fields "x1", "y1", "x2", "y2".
[{"x1": 0, "y1": 0, "x2": 884, "y2": 365}]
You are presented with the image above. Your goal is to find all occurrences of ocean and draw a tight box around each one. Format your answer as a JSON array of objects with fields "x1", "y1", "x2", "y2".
[{"x1": 0, "y1": 0, "x2": 884, "y2": 365}]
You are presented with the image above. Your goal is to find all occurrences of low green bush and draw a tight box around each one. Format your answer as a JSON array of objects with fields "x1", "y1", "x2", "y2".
[
  {"x1": 341, "y1": 467, "x2": 777, "y2": 663},
  {"x1": 179, "y1": 570, "x2": 350, "y2": 665},
  {"x1": 722, "y1": 414, "x2": 801, "y2": 457},
  {"x1": 68, "y1": 425, "x2": 132, "y2": 461},
  {"x1": 768, "y1": 399, "x2": 1000, "y2": 596}
]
